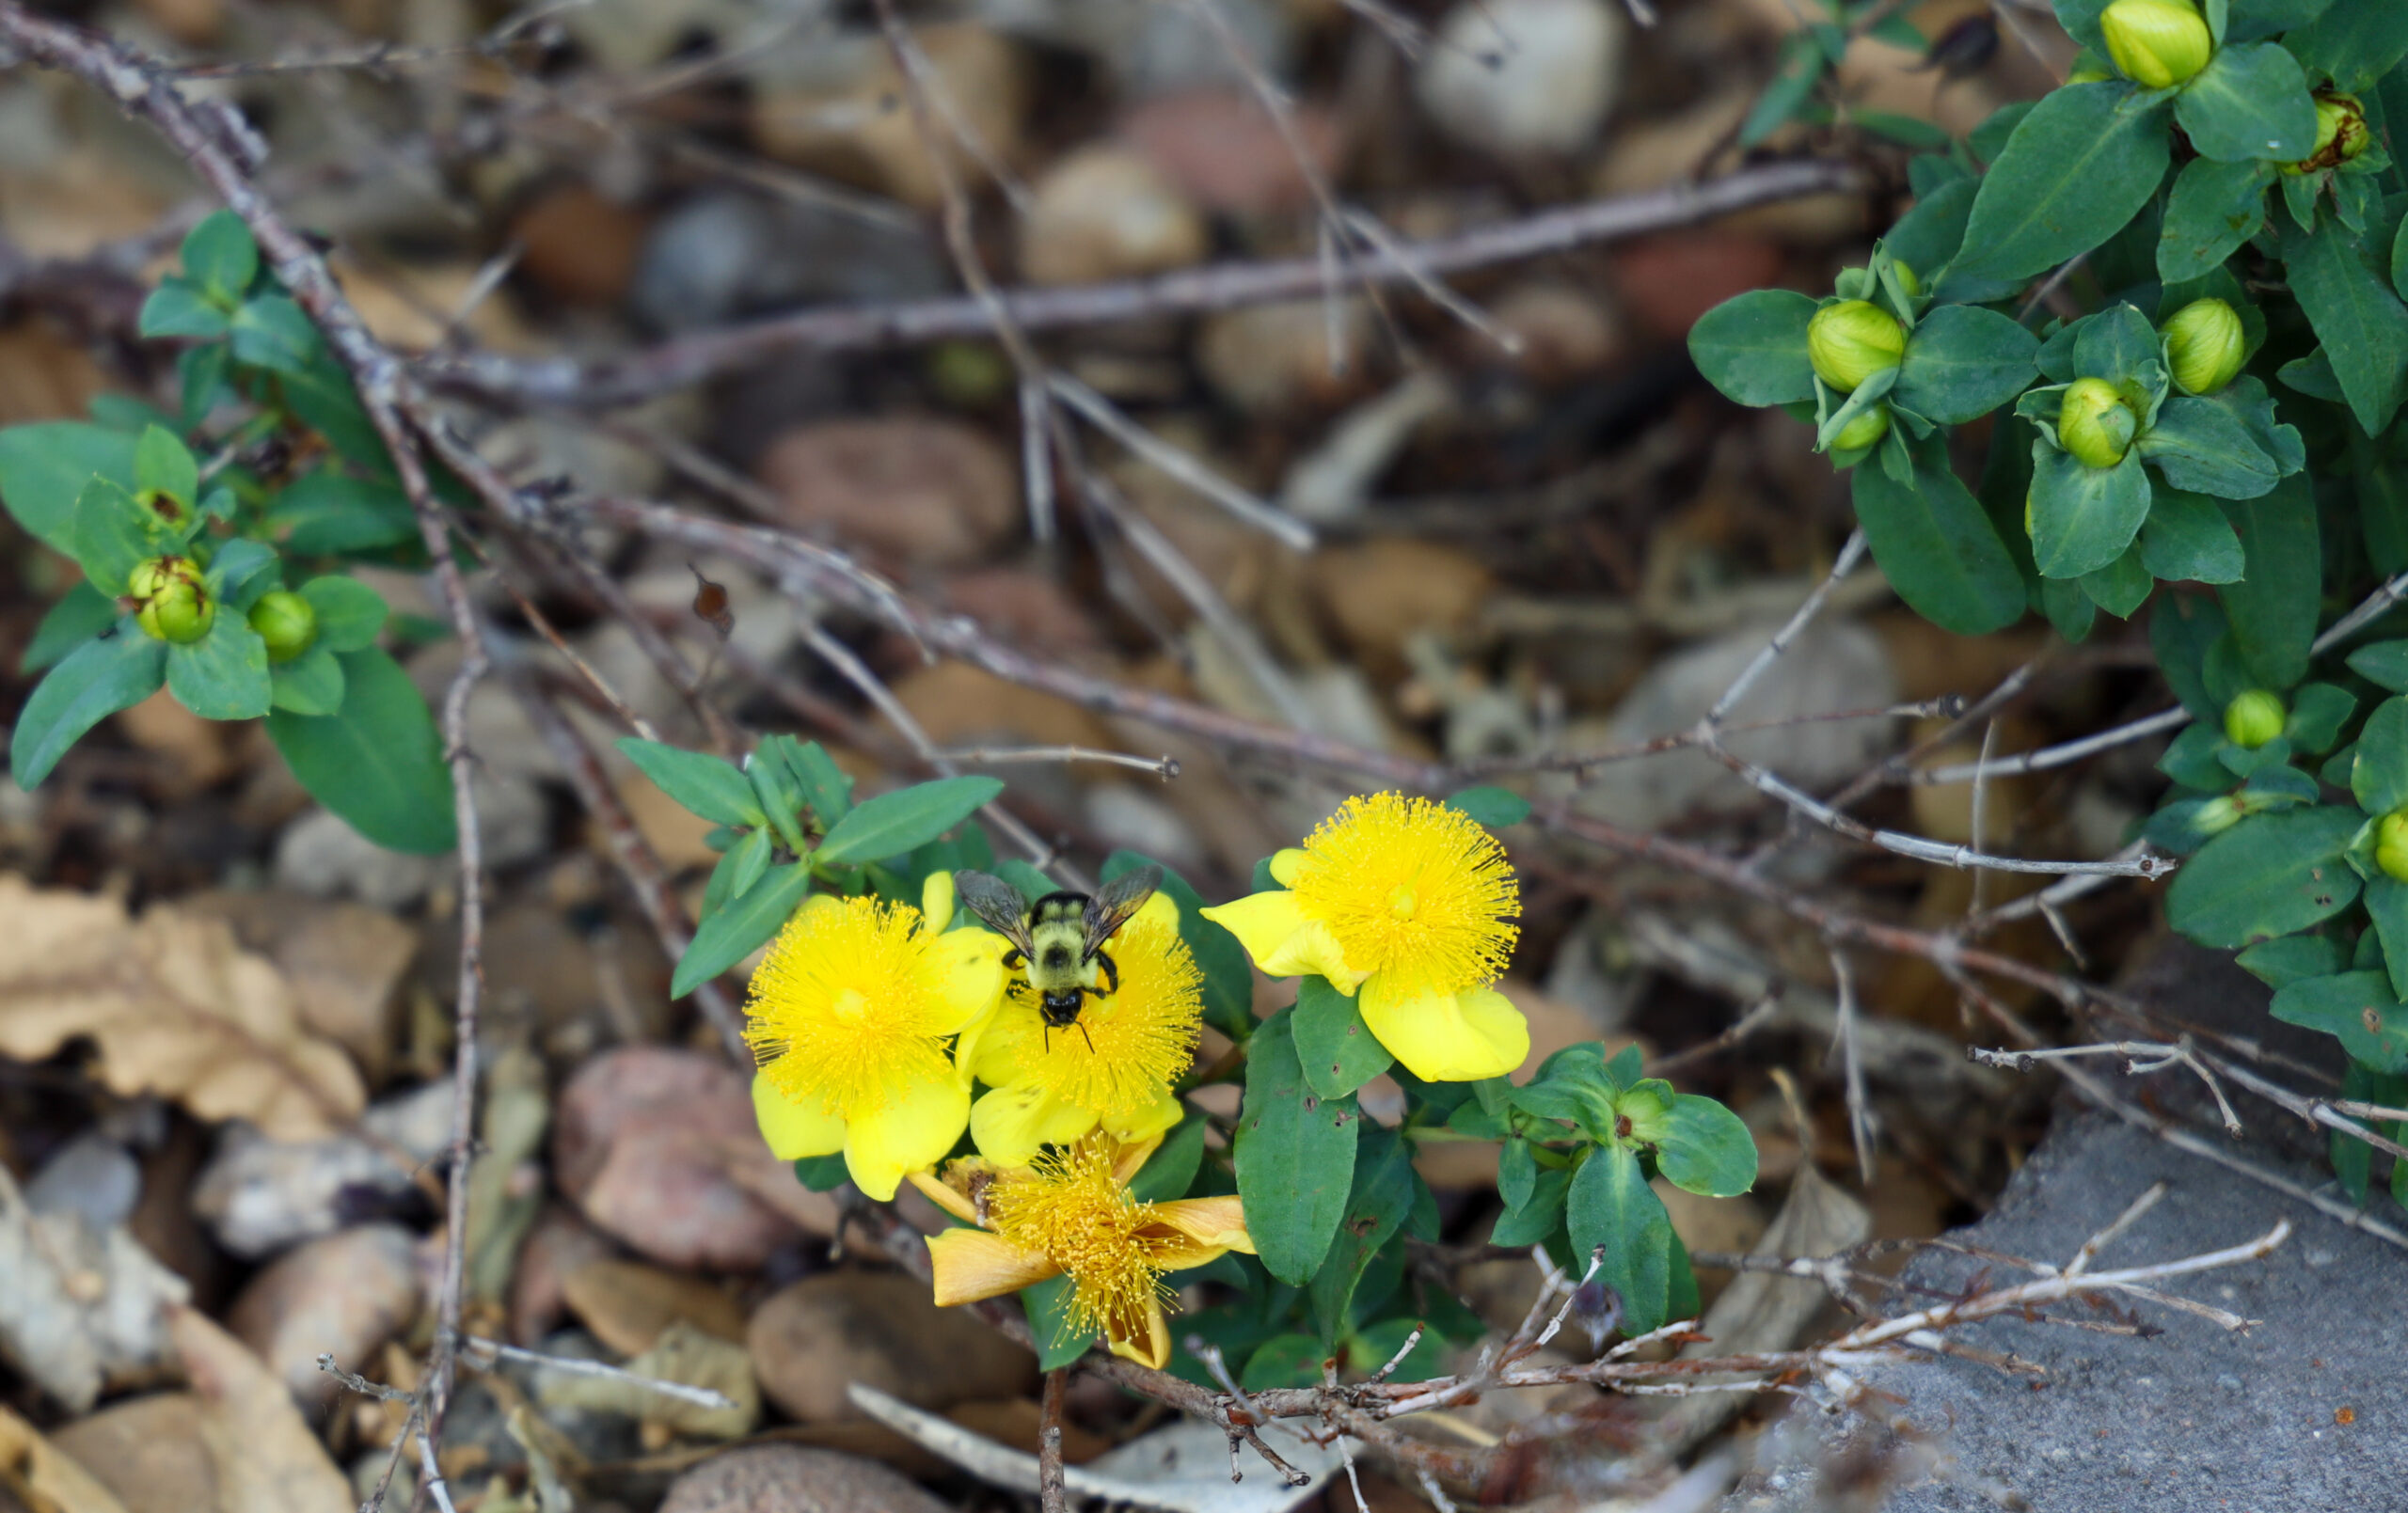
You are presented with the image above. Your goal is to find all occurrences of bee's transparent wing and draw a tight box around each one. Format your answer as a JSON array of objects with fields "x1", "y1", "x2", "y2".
[
  {"x1": 954, "y1": 870, "x2": 1037, "y2": 953},
  {"x1": 1083, "y1": 863, "x2": 1163, "y2": 955}
]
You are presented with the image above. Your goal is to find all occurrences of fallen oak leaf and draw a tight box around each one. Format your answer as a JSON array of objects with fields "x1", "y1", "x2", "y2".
[
  {"x1": 0, "y1": 875, "x2": 366, "y2": 1141},
  {"x1": 0, "y1": 1403, "x2": 132, "y2": 1513},
  {"x1": 169, "y1": 1307, "x2": 353, "y2": 1513}
]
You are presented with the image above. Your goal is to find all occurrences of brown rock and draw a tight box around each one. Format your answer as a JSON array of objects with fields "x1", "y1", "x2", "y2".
[
  {"x1": 180, "y1": 890, "x2": 419, "y2": 1085},
  {"x1": 1117, "y1": 88, "x2": 1339, "y2": 216},
  {"x1": 225, "y1": 1224, "x2": 422, "y2": 1407},
  {"x1": 754, "y1": 418, "x2": 1019, "y2": 573},
  {"x1": 659, "y1": 1444, "x2": 951, "y2": 1513},
  {"x1": 747, "y1": 1270, "x2": 1035, "y2": 1424},
  {"x1": 46, "y1": 1394, "x2": 215, "y2": 1513},
  {"x1": 514, "y1": 183, "x2": 650, "y2": 307},
  {"x1": 1609, "y1": 234, "x2": 1787, "y2": 342},
  {"x1": 475, "y1": 904, "x2": 605, "y2": 1031},
  {"x1": 1020, "y1": 148, "x2": 1209, "y2": 288},
  {"x1": 554, "y1": 1047, "x2": 836, "y2": 1270},
  {"x1": 562, "y1": 1258, "x2": 748, "y2": 1356},
  {"x1": 1197, "y1": 298, "x2": 1372, "y2": 415},
  {"x1": 1484, "y1": 281, "x2": 1624, "y2": 385},
  {"x1": 1308, "y1": 538, "x2": 1492, "y2": 670},
  {"x1": 752, "y1": 26, "x2": 1028, "y2": 211}
]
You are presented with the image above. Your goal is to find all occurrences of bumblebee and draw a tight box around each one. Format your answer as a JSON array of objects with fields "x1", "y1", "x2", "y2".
[{"x1": 954, "y1": 864, "x2": 1164, "y2": 1053}]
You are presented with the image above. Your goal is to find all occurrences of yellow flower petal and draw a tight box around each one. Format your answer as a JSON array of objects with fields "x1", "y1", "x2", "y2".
[
  {"x1": 970, "y1": 1081, "x2": 1099, "y2": 1168},
  {"x1": 845, "y1": 1070, "x2": 972, "y2": 1200},
  {"x1": 1109, "y1": 1129, "x2": 1168, "y2": 1185},
  {"x1": 1150, "y1": 1194, "x2": 1254, "y2": 1262},
  {"x1": 1132, "y1": 890, "x2": 1180, "y2": 932},
  {"x1": 928, "y1": 926, "x2": 1011, "y2": 1036},
  {"x1": 1268, "y1": 847, "x2": 1307, "y2": 887},
  {"x1": 1105, "y1": 1297, "x2": 1174, "y2": 1369},
  {"x1": 1102, "y1": 1090, "x2": 1184, "y2": 1150},
  {"x1": 927, "y1": 1227, "x2": 1060, "y2": 1305},
  {"x1": 907, "y1": 1168, "x2": 982, "y2": 1226},
  {"x1": 923, "y1": 870, "x2": 958, "y2": 934},
  {"x1": 1358, "y1": 977, "x2": 1529, "y2": 1082},
  {"x1": 752, "y1": 1073, "x2": 844, "y2": 1160},
  {"x1": 1202, "y1": 891, "x2": 1365, "y2": 987}
]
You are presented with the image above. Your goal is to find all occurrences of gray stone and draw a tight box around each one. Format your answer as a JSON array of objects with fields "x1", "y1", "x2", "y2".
[
  {"x1": 1729, "y1": 942, "x2": 2408, "y2": 1510},
  {"x1": 629, "y1": 191, "x2": 948, "y2": 334},
  {"x1": 24, "y1": 1132, "x2": 141, "y2": 1233},
  {"x1": 658, "y1": 1444, "x2": 950, "y2": 1513}
]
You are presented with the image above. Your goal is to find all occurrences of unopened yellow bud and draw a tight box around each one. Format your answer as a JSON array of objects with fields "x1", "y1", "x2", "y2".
[
  {"x1": 2223, "y1": 689, "x2": 2286, "y2": 749},
  {"x1": 247, "y1": 590, "x2": 318, "y2": 664},
  {"x1": 2285, "y1": 93, "x2": 2371, "y2": 174},
  {"x1": 2162, "y1": 298, "x2": 2246, "y2": 396},
  {"x1": 1806, "y1": 300, "x2": 1907, "y2": 393},
  {"x1": 2058, "y1": 379, "x2": 2139, "y2": 468},
  {"x1": 2100, "y1": 0, "x2": 2212, "y2": 89},
  {"x1": 129, "y1": 556, "x2": 213, "y2": 644},
  {"x1": 1831, "y1": 404, "x2": 1892, "y2": 452},
  {"x1": 2379, "y1": 812, "x2": 2408, "y2": 881}
]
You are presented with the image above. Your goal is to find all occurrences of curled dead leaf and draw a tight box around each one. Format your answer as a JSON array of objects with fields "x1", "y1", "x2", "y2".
[
  {"x1": 0, "y1": 1404, "x2": 133, "y2": 1513},
  {"x1": 0, "y1": 876, "x2": 365, "y2": 1141},
  {"x1": 168, "y1": 1307, "x2": 353, "y2": 1513}
]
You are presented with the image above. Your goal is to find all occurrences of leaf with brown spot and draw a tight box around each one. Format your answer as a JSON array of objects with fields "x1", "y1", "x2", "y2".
[{"x1": 0, "y1": 876, "x2": 365, "y2": 1140}]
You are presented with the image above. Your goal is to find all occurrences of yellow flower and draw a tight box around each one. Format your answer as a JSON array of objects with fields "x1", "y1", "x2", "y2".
[
  {"x1": 746, "y1": 875, "x2": 1010, "y2": 1201},
  {"x1": 914, "y1": 1133, "x2": 1253, "y2": 1368},
  {"x1": 1202, "y1": 793, "x2": 1528, "y2": 1082},
  {"x1": 968, "y1": 892, "x2": 1200, "y2": 1167}
]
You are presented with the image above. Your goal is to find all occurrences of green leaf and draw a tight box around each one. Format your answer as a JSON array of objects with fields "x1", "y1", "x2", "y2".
[
  {"x1": 1888, "y1": 177, "x2": 1978, "y2": 278},
  {"x1": 1737, "y1": 33, "x2": 1828, "y2": 150},
  {"x1": 1566, "y1": 1143, "x2": 1673, "y2": 1334},
  {"x1": 138, "y1": 278, "x2": 230, "y2": 340},
  {"x1": 2136, "y1": 396, "x2": 2279, "y2": 498},
  {"x1": 0, "y1": 421, "x2": 137, "y2": 555},
  {"x1": 265, "y1": 648, "x2": 456, "y2": 854},
  {"x1": 2070, "y1": 302, "x2": 2163, "y2": 391},
  {"x1": 1893, "y1": 305, "x2": 2040, "y2": 424},
  {"x1": 1293, "y1": 976, "x2": 1395, "y2": 1098},
  {"x1": 2271, "y1": 970, "x2": 2408, "y2": 1071},
  {"x1": 2081, "y1": 544, "x2": 2153, "y2": 617},
  {"x1": 73, "y1": 476, "x2": 172, "y2": 597},
  {"x1": 1128, "y1": 1111, "x2": 1209, "y2": 1203},
  {"x1": 2150, "y1": 593, "x2": 2228, "y2": 719},
  {"x1": 21, "y1": 581, "x2": 120, "y2": 675},
  {"x1": 672, "y1": 861, "x2": 811, "y2": 998},
  {"x1": 2349, "y1": 640, "x2": 2408, "y2": 691},
  {"x1": 2287, "y1": 0, "x2": 2408, "y2": 91},
  {"x1": 2288, "y1": 683, "x2": 2355, "y2": 752},
  {"x1": 1308, "y1": 1126, "x2": 1417, "y2": 1347},
  {"x1": 2138, "y1": 486, "x2": 2245, "y2": 582},
  {"x1": 1443, "y1": 785, "x2": 1531, "y2": 827},
  {"x1": 1020, "y1": 1274, "x2": 1090, "y2": 1370},
  {"x1": 1498, "y1": 1137, "x2": 1536, "y2": 1212},
  {"x1": 2215, "y1": 476, "x2": 2319, "y2": 688},
  {"x1": 1955, "y1": 83, "x2": 2173, "y2": 284},
  {"x1": 2352, "y1": 697, "x2": 2408, "y2": 814},
  {"x1": 2226, "y1": 0, "x2": 2332, "y2": 43},
  {"x1": 1654, "y1": 1095, "x2": 1758, "y2": 1197},
  {"x1": 265, "y1": 471, "x2": 419, "y2": 555},
  {"x1": 2164, "y1": 806, "x2": 2366, "y2": 948},
  {"x1": 793, "y1": 1153, "x2": 851, "y2": 1191},
  {"x1": 618, "y1": 737, "x2": 763, "y2": 827},
  {"x1": 180, "y1": 210, "x2": 258, "y2": 304},
  {"x1": 785, "y1": 738, "x2": 855, "y2": 823},
  {"x1": 1851, "y1": 436, "x2": 2026, "y2": 635},
  {"x1": 165, "y1": 611, "x2": 270, "y2": 721},
  {"x1": 1235, "y1": 1009, "x2": 1358, "y2": 1286},
  {"x1": 1687, "y1": 291, "x2": 1818, "y2": 406},
  {"x1": 2162, "y1": 155, "x2": 2272, "y2": 279},
  {"x1": 815, "y1": 775, "x2": 1002, "y2": 864},
  {"x1": 2364, "y1": 875, "x2": 2408, "y2": 1001},
  {"x1": 298, "y1": 575, "x2": 388, "y2": 653},
  {"x1": 2173, "y1": 42, "x2": 2320, "y2": 163},
  {"x1": 2282, "y1": 213, "x2": 2408, "y2": 436},
  {"x1": 277, "y1": 350, "x2": 389, "y2": 475},
  {"x1": 2236, "y1": 932, "x2": 2349, "y2": 989},
  {"x1": 179, "y1": 344, "x2": 230, "y2": 428},
  {"x1": 1239, "y1": 1334, "x2": 1325, "y2": 1392},
  {"x1": 1490, "y1": 1166, "x2": 1570, "y2": 1248},
  {"x1": 1102, "y1": 851, "x2": 1255, "y2": 1041},
  {"x1": 9, "y1": 625, "x2": 166, "y2": 788},
  {"x1": 204, "y1": 538, "x2": 279, "y2": 614},
  {"x1": 269, "y1": 641, "x2": 345, "y2": 716},
  {"x1": 2028, "y1": 442, "x2": 2153, "y2": 578},
  {"x1": 230, "y1": 294, "x2": 318, "y2": 375}
]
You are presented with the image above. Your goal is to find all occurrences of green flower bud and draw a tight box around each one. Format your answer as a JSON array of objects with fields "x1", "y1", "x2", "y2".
[
  {"x1": 1806, "y1": 300, "x2": 1908, "y2": 393},
  {"x1": 248, "y1": 590, "x2": 318, "y2": 664},
  {"x1": 2284, "y1": 93, "x2": 2371, "y2": 174},
  {"x1": 2192, "y1": 796, "x2": 2242, "y2": 835},
  {"x1": 129, "y1": 555, "x2": 213, "y2": 645},
  {"x1": 2380, "y1": 812, "x2": 2408, "y2": 882},
  {"x1": 2162, "y1": 298, "x2": 2246, "y2": 396},
  {"x1": 2058, "y1": 378, "x2": 2139, "y2": 468},
  {"x1": 2223, "y1": 688, "x2": 2286, "y2": 749},
  {"x1": 2100, "y1": 0, "x2": 2212, "y2": 89},
  {"x1": 2066, "y1": 54, "x2": 2115, "y2": 85},
  {"x1": 1830, "y1": 404, "x2": 1892, "y2": 452}
]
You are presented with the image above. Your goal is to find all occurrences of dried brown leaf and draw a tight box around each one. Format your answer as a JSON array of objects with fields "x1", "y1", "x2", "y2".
[
  {"x1": 168, "y1": 1308, "x2": 353, "y2": 1513},
  {"x1": 0, "y1": 1404, "x2": 134, "y2": 1513},
  {"x1": 0, "y1": 877, "x2": 366, "y2": 1141}
]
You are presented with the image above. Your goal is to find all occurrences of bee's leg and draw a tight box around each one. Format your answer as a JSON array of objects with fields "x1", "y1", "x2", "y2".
[
  {"x1": 1095, "y1": 949, "x2": 1121, "y2": 997},
  {"x1": 1002, "y1": 947, "x2": 1024, "y2": 970},
  {"x1": 1078, "y1": 1019, "x2": 1097, "y2": 1055},
  {"x1": 1041, "y1": 1020, "x2": 1053, "y2": 1055}
]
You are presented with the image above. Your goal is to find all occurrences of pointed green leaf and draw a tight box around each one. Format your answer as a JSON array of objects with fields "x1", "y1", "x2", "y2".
[
  {"x1": 165, "y1": 612, "x2": 270, "y2": 720},
  {"x1": 673, "y1": 861, "x2": 811, "y2": 998},
  {"x1": 0, "y1": 421, "x2": 137, "y2": 555},
  {"x1": 2136, "y1": 395, "x2": 2280, "y2": 498},
  {"x1": 180, "y1": 210, "x2": 258, "y2": 304},
  {"x1": 2271, "y1": 970, "x2": 2408, "y2": 1071},
  {"x1": 266, "y1": 648, "x2": 456, "y2": 854},
  {"x1": 1293, "y1": 975, "x2": 1395, "y2": 1098},
  {"x1": 268, "y1": 640, "x2": 346, "y2": 716},
  {"x1": 1307, "y1": 1125, "x2": 1417, "y2": 1347},
  {"x1": 1852, "y1": 436, "x2": 2026, "y2": 635},
  {"x1": 1566, "y1": 1143, "x2": 1673, "y2": 1333},
  {"x1": 2139, "y1": 485, "x2": 2245, "y2": 582},
  {"x1": 10, "y1": 625, "x2": 166, "y2": 787},
  {"x1": 815, "y1": 775, "x2": 1003, "y2": 864},
  {"x1": 2216, "y1": 475, "x2": 2319, "y2": 688},
  {"x1": 138, "y1": 278, "x2": 230, "y2": 340},
  {"x1": 1686, "y1": 291, "x2": 1818, "y2": 406},
  {"x1": 1893, "y1": 304, "x2": 2039, "y2": 424},
  {"x1": 230, "y1": 294, "x2": 318, "y2": 375},
  {"x1": 21, "y1": 581, "x2": 120, "y2": 675},
  {"x1": 1955, "y1": 84, "x2": 2174, "y2": 283},
  {"x1": 2283, "y1": 214, "x2": 2408, "y2": 436},
  {"x1": 1654, "y1": 1095, "x2": 1759, "y2": 1197},
  {"x1": 618, "y1": 737, "x2": 763, "y2": 827},
  {"x1": 298, "y1": 575, "x2": 389, "y2": 653},
  {"x1": 1234, "y1": 1009, "x2": 1358, "y2": 1285},
  {"x1": 2173, "y1": 42, "x2": 2319, "y2": 163},
  {"x1": 2160, "y1": 157, "x2": 2272, "y2": 282},
  {"x1": 2287, "y1": 1, "x2": 2408, "y2": 91},
  {"x1": 2164, "y1": 806, "x2": 2365, "y2": 948},
  {"x1": 2028, "y1": 443, "x2": 2153, "y2": 578}
]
